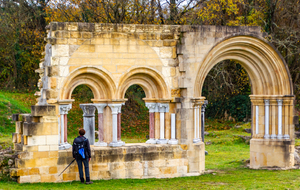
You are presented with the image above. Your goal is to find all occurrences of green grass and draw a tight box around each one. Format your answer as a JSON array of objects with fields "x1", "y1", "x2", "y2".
[
  {"x1": 2, "y1": 91, "x2": 300, "y2": 189},
  {"x1": 0, "y1": 91, "x2": 36, "y2": 149}
]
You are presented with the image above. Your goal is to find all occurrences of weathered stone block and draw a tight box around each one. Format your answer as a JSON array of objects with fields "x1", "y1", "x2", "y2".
[
  {"x1": 41, "y1": 175, "x2": 58, "y2": 182},
  {"x1": 52, "y1": 45, "x2": 69, "y2": 57},
  {"x1": 31, "y1": 105, "x2": 56, "y2": 117},
  {"x1": 12, "y1": 114, "x2": 19, "y2": 121},
  {"x1": 99, "y1": 171, "x2": 111, "y2": 179},
  {"x1": 12, "y1": 133, "x2": 17, "y2": 143},
  {"x1": 29, "y1": 168, "x2": 40, "y2": 175},
  {"x1": 63, "y1": 173, "x2": 77, "y2": 181},
  {"x1": 18, "y1": 176, "x2": 31, "y2": 183},
  {"x1": 23, "y1": 122, "x2": 57, "y2": 136},
  {"x1": 49, "y1": 166, "x2": 58, "y2": 174}
]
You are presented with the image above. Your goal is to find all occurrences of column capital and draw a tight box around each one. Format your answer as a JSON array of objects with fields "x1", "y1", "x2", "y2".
[
  {"x1": 108, "y1": 104, "x2": 122, "y2": 114},
  {"x1": 277, "y1": 99, "x2": 283, "y2": 106},
  {"x1": 80, "y1": 104, "x2": 96, "y2": 117},
  {"x1": 264, "y1": 99, "x2": 270, "y2": 106},
  {"x1": 59, "y1": 104, "x2": 72, "y2": 115},
  {"x1": 201, "y1": 100, "x2": 208, "y2": 111},
  {"x1": 145, "y1": 102, "x2": 158, "y2": 113},
  {"x1": 158, "y1": 103, "x2": 169, "y2": 113},
  {"x1": 94, "y1": 103, "x2": 107, "y2": 113}
]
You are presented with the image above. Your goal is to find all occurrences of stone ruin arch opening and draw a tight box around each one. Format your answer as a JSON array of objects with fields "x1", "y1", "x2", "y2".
[
  {"x1": 202, "y1": 59, "x2": 252, "y2": 122},
  {"x1": 121, "y1": 84, "x2": 149, "y2": 142},
  {"x1": 67, "y1": 85, "x2": 96, "y2": 143},
  {"x1": 193, "y1": 36, "x2": 294, "y2": 169}
]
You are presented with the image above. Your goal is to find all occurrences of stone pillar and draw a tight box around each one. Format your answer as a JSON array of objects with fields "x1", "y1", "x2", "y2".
[
  {"x1": 283, "y1": 97, "x2": 292, "y2": 139},
  {"x1": 165, "y1": 112, "x2": 171, "y2": 140},
  {"x1": 154, "y1": 112, "x2": 160, "y2": 140},
  {"x1": 157, "y1": 103, "x2": 169, "y2": 144},
  {"x1": 250, "y1": 96, "x2": 265, "y2": 139},
  {"x1": 94, "y1": 103, "x2": 107, "y2": 146},
  {"x1": 193, "y1": 103, "x2": 201, "y2": 143},
  {"x1": 59, "y1": 104, "x2": 72, "y2": 150},
  {"x1": 277, "y1": 99, "x2": 283, "y2": 139},
  {"x1": 80, "y1": 104, "x2": 96, "y2": 145},
  {"x1": 145, "y1": 103, "x2": 157, "y2": 144},
  {"x1": 108, "y1": 103, "x2": 122, "y2": 147},
  {"x1": 201, "y1": 100, "x2": 208, "y2": 142},
  {"x1": 168, "y1": 113, "x2": 178, "y2": 144},
  {"x1": 270, "y1": 99, "x2": 277, "y2": 139},
  {"x1": 117, "y1": 104, "x2": 125, "y2": 146},
  {"x1": 264, "y1": 99, "x2": 270, "y2": 139}
]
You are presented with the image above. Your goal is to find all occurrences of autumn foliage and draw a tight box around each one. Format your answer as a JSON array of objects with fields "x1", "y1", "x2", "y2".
[{"x1": 0, "y1": 0, "x2": 300, "y2": 121}]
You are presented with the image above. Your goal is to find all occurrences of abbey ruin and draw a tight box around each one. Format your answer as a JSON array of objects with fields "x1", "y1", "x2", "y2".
[{"x1": 10, "y1": 22, "x2": 295, "y2": 183}]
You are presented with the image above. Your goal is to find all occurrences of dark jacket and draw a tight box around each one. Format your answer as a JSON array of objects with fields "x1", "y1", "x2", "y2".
[{"x1": 72, "y1": 136, "x2": 91, "y2": 160}]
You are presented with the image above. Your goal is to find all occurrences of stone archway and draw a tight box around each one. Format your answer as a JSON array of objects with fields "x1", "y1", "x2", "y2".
[
  {"x1": 194, "y1": 36, "x2": 295, "y2": 169},
  {"x1": 117, "y1": 67, "x2": 171, "y2": 100},
  {"x1": 117, "y1": 67, "x2": 172, "y2": 144},
  {"x1": 60, "y1": 66, "x2": 116, "y2": 100}
]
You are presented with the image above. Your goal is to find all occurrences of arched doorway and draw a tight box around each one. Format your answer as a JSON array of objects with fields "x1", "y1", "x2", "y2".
[{"x1": 194, "y1": 36, "x2": 294, "y2": 168}]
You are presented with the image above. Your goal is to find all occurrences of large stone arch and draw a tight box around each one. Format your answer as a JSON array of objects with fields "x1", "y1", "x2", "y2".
[
  {"x1": 192, "y1": 35, "x2": 295, "y2": 169},
  {"x1": 117, "y1": 67, "x2": 170, "y2": 99},
  {"x1": 60, "y1": 67, "x2": 116, "y2": 100},
  {"x1": 194, "y1": 35, "x2": 293, "y2": 97}
]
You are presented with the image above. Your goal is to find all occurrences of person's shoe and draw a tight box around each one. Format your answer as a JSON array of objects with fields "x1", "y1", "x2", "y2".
[
  {"x1": 80, "y1": 177, "x2": 84, "y2": 184},
  {"x1": 86, "y1": 177, "x2": 93, "y2": 184}
]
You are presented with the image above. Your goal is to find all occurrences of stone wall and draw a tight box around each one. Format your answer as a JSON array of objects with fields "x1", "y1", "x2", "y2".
[{"x1": 11, "y1": 144, "x2": 194, "y2": 183}]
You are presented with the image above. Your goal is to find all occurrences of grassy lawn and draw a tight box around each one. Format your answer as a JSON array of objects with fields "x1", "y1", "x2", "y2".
[
  {"x1": 0, "y1": 91, "x2": 36, "y2": 149},
  {"x1": 2, "y1": 91, "x2": 300, "y2": 189}
]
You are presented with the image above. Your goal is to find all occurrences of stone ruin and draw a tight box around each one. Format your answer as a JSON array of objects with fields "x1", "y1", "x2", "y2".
[{"x1": 9, "y1": 22, "x2": 296, "y2": 183}]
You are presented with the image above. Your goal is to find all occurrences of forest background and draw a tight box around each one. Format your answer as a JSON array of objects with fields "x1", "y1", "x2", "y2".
[{"x1": 0, "y1": 0, "x2": 299, "y2": 132}]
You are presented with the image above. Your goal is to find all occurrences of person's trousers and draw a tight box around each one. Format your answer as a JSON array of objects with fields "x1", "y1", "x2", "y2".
[{"x1": 76, "y1": 158, "x2": 90, "y2": 179}]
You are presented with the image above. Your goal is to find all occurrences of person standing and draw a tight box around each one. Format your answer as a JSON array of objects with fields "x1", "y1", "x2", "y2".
[{"x1": 72, "y1": 128, "x2": 93, "y2": 184}]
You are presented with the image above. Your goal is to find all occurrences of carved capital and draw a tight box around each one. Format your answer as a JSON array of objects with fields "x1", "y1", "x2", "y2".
[
  {"x1": 80, "y1": 104, "x2": 96, "y2": 117},
  {"x1": 277, "y1": 99, "x2": 283, "y2": 106},
  {"x1": 108, "y1": 104, "x2": 122, "y2": 115},
  {"x1": 158, "y1": 103, "x2": 169, "y2": 113},
  {"x1": 264, "y1": 99, "x2": 270, "y2": 106},
  {"x1": 59, "y1": 104, "x2": 72, "y2": 115},
  {"x1": 145, "y1": 103, "x2": 157, "y2": 113},
  {"x1": 94, "y1": 103, "x2": 107, "y2": 113}
]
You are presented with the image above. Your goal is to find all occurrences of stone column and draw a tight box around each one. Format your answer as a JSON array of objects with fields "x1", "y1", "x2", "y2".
[
  {"x1": 277, "y1": 99, "x2": 283, "y2": 139},
  {"x1": 117, "y1": 104, "x2": 125, "y2": 146},
  {"x1": 193, "y1": 103, "x2": 201, "y2": 143},
  {"x1": 59, "y1": 104, "x2": 72, "y2": 150},
  {"x1": 270, "y1": 99, "x2": 277, "y2": 139},
  {"x1": 168, "y1": 113, "x2": 178, "y2": 144},
  {"x1": 80, "y1": 104, "x2": 96, "y2": 145},
  {"x1": 108, "y1": 104, "x2": 122, "y2": 147},
  {"x1": 264, "y1": 99, "x2": 270, "y2": 139},
  {"x1": 201, "y1": 100, "x2": 208, "y2": 142},
  {"x1": 145, "y1": 103, "x2": 157, "y2": 144},
  {"x1": 283, "y1": 98, "x2": 291, "y2": 139},
  {"x1": 94, "y1": 103, "x2": 107, "y2": 146},
  {"x1": 157, "y1": 103, "x2": 169, "y2": 144}
]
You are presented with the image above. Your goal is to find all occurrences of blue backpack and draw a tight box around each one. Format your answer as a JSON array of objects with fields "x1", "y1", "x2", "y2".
[{"x1": 75, "y1": 138, "x2": 87, "y2": 159}]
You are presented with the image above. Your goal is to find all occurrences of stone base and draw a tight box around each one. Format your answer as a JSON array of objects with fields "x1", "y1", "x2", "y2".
[
  {"x1": 156, "y1": 139, "x2": 168, "y2": 144},
  {"x1": 59, "y1": 143, "x2": 72, "y2": 150},
  {"x1": 12, "y1": 144, "x2": 202, "y2": 183},
  {"x1": 94, "y1": 141, "x2": 107, "y2": 147},
  {"x1": 109, "y1": 141, "x2": 122, "y2": 147},
  {"x1": 250, "y1": 139, "x2": 294, "y2": 169},
  {"x1": 193, "y1": 138, "x2": 201, "y2": 143},
  {"x1": 146, "y1": 139, "x2": 157, "y2": 144},
  {"x1": 168, "y1": 139, "x2": 178, "y2": 145},
  {"x1": 118, "y1": 140, "x2": 125, "y2": 146}
]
